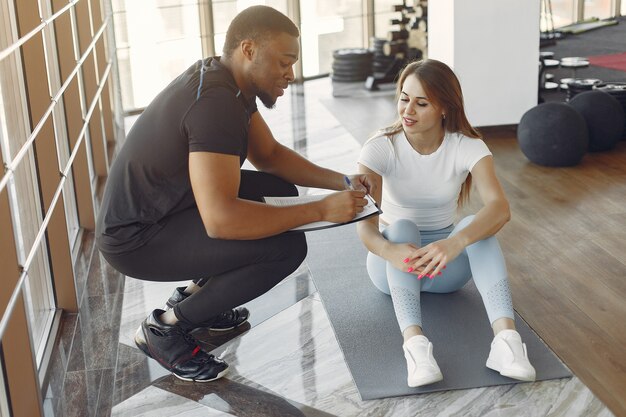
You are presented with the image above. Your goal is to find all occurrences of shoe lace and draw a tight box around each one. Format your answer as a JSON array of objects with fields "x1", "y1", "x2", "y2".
[{"x1": 176, "y1": 327, "x2": 208, "y2": 359}]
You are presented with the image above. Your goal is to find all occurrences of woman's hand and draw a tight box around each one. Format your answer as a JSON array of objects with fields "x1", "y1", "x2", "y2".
[
  {"x1": 407, "y1": 236, "x2": 465, "y2": 279},
  {"x1": 385, "y1": 242, "x2": 421, "y2": 272}
]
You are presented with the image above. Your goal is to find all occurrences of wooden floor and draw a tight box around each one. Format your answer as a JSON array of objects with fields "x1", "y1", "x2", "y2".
[{"x1": 470, "y1": 127, "x2": 626, "y2": 416}]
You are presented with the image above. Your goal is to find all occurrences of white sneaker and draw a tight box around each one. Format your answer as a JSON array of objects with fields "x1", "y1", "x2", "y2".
[
  {"x1": 402, "y1": 335, "x2": 444, "y2": 387},
  {"x1": 486, "y1": 329, "x2": 536, "y2": 382}
]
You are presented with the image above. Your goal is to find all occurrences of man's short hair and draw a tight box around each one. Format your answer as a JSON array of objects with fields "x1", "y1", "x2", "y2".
[{"x1": 222, "y1": 6, "x2": 299, "y2": 58}]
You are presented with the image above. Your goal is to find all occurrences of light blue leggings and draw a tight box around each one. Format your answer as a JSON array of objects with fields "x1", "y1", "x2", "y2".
[{"x1": 367, "y1": 216, "x2": 514, "y2": 332}]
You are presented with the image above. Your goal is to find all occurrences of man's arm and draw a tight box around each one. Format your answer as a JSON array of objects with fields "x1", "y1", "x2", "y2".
[
  {"x1": 246, "y1": 112, "x2": 347, "y2": 190},
  {"x1": 189, "y1": 151, "x2": 365, "y2": 240}
]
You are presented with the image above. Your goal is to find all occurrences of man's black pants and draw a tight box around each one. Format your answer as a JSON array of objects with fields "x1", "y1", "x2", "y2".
[{"x1": 102, "y1": 170, "x2": 308, "y2": 327}]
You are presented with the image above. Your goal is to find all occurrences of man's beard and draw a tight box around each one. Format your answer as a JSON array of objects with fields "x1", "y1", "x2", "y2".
[
  {"x1": 258, "y1": 91, "x2": 277, "y2": 109},
  {"x1": 251, "y1": 79, "x2": 276, "y2": 109}
]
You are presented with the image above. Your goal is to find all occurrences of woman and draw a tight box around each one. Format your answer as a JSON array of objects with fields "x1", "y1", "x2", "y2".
[{"x1": 356, "y1": 59, "x2": 536, "y2": 388}]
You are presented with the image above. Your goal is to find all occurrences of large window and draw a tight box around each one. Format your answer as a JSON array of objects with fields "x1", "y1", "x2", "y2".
[
  {"x1": 300, "y1": 1, "x2": 365, "y2": 77},
  {"x1": 374, "y1": 0, "x2": 398, "y2": 40},
  {"x1": 548, "y1": 0, "x2": 622, "y2": 29},
  {"x1": 113, "y1": 0, "x2": 203, "y2": 111},
  {"x1": 1, "y1": 0, "x2": 117, "y2": 411},
  {"x1": 114, "y1": 0, "x2": 369, "y2": 109},
  {"x1": 0, "y1": 0, "x2": 56, "y2": 366},
  {"x1": 584, "y1": 0, "x2": 613, "y2": 19},
  {"x1": 548, "y1": 0, "x2": 577, "y2": 29}
]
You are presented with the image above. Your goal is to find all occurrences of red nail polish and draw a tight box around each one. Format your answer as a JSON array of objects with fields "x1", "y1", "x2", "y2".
[
  {"x1": 437, "y1": 272, "x2": 442, "y2": 275},
  {"x1": 429, "y1": 275, "x2": 434, "y2": 279},
  {"x1": 443, "y1": 265, "x2": 447, "y2": 269},
  {"x1": 418, "y1": 274, "x2": 423, "y2": 279},
  {"x1": 407, "y1": 267, "x2": 414, "y2": 272},
  {"x1": 403, "y1": 258, "x2": 409, "y2": 263}
]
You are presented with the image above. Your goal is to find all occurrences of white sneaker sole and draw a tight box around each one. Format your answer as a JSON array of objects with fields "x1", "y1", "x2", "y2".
[
  {"x1": 408, "y1": 370, "x2": 443, "y2": 388},
  {"x1": 486, "y1": 342, "x2": 536, "y2": 384},
  {"x1": 174, "y1": 367, "x2": 229, "y2": 382},
  {"x1": 486, "y1": 359, "x2": 536, "y2": 381}
]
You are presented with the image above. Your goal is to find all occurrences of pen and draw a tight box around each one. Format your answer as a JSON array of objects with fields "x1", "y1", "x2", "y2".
[
  {"x1": 344, "y1": 175, "x2": 381, "y2": 213},
  {"x1": 344, "y1": 176, "x2": 355, "y2": 191}
]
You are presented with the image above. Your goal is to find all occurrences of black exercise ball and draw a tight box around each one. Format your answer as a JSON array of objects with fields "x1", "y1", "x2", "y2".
[
  {"x1": 569, "y1": 90, "x2": 625, "y2": 152},
  {"x1": 517, "y1": 102, "x2": 588, "y2": 167}
]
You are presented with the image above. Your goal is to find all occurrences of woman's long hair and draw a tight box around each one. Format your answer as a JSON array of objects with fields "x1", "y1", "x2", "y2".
[{"x1": 377, "y1": 59, "x2": 481, "y2": 206}]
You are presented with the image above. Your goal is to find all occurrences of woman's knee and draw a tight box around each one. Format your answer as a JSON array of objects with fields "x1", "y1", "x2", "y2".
[
  {"x1": 367, "y1": 252, "x2": 390, "y2": 294},
  {"x1": 383, "y1": 219, "x2": 421, "y2": 245}
]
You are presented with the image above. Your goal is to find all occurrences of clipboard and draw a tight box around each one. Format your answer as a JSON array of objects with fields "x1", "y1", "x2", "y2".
[{"x1": 263, "y1": 193, "x2": 382, "y2": 232}]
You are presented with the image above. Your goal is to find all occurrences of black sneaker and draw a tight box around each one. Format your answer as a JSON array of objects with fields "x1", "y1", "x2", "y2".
[
  {"x1": 165, "y1": 286, "x2": 250, "y2": 331},
  {"x1": 134, "y1": 309, "x2": 229, "y2": 382},
  {"x1": 165, "y1": 286, "x2": 191, "y2": 309}
]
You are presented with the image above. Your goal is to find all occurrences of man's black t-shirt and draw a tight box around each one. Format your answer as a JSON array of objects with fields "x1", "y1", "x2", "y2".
[{"x1": 96, "y1": 58, "x2": 258, "y2": 254}]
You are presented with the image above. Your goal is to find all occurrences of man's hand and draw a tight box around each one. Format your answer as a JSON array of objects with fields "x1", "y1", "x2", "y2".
[
  {"x1": 345, "y1": 173, "x2": 375, "y2": 195},
  {"x1": 319, "y1": 190, "x2": 367, "y2": 223}
]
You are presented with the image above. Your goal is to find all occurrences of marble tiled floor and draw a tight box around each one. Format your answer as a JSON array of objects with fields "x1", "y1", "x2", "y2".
[{"x1": 44, "y1": 78, "x2": 615, "y2": 416}]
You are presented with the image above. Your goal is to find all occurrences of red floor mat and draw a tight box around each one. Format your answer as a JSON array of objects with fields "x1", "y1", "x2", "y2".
[{"x1": 587, "y1": 52, "x2": 626, "y2": 72}]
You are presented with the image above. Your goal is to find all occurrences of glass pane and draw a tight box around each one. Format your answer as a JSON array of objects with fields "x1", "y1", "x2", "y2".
[
  {"x1": 0, "y1": 93, "x2": 54, "y2": 365},
  {"x1": 0, "y1": 0, "x2": 55, "y2": 365},
  {"x1": 549, "y1": 0, "x2": 576, "y2": 29},
  {"x1": 39, "y1": 1, "x2": 82, "y2": 256},
  {"x1": 111, "y1": 0, "x2": 125, "y2": 12},
  {"x1": 156, "y1": 4, "x2": 201, "y2": 42},
  {"x1": 375, "y1": 0, "x2": 400, "y2": 39},
  {"x1": 584, "y1": 0, "x2": 613, "y2": 19},
  {"x1": 212, "y1": 1, "x2": 239, "y2": 38},
  {"x1": 113, "y1": 11, "x2": 128, "y2": 47},
  {"x1": 300, "y1": 0, "x2": 365, "y2": 77},
  {"x1": 156, "y1": 0, "x2": 199, "y2": 6},
  {"x1": 113, "y1": 1, "x2": 203, "y2": 111},
  {"x1": 116, "y1": 48, "x2": 134, "y2": 110},
  {"x1": 0, "y1": 356, "x2": 9, "y2": 417},
  {"x1": 23, "y1": 241, "x2": 56, "y2": 363}
]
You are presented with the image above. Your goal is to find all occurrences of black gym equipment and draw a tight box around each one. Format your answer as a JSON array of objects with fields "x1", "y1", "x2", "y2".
[
  {"x1": 538, "y1": 54, "x2": 559, "y2": 103},
  {"x1": 560, "y1": 57, "x2": 590, "y2": 79},
  {"x1": 364, "y1": 2, "x2": 427, "y2": 91},
  {"x1": 388, "y1": 29, "x2": 410, "y2": 42},
  {"x1": 517, "y1": 102, "x2": 588, "y2": 167},
  {"x1": 569, "y1": 90, "x2": 625, "y2": 152},
  {"x1": 331, "y1": 2, "x2": 427, "y2": 92},
  {"x1": 594, "y1": 82, "x2": 626, "y2": 140},
  {"x1": 566, "y1": 78, "x2": 602, "y2": 101},
  {"x1": 331, "y1": 48, "x2": 374, "y2": 82}
]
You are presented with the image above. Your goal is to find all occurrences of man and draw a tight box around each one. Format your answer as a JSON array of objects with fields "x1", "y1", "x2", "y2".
[{"x1": 96, "y1": 5, "x2": 371, "y2": 382}]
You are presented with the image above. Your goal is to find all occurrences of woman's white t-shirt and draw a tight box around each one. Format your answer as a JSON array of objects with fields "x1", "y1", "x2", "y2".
[{"x1": 358, "y1": 131, "x2": 492, "y2": 230}]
